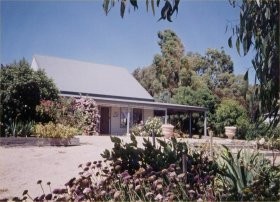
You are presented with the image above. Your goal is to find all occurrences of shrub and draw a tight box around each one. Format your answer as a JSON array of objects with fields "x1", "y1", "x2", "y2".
[
  {"x1": 0, "y1": 59, "x2": 59, "y2": 136},
  {"x1": 143, "y1": 117, "x2": 163, "y2": 137},
  {"x1": 214, "y1": 99, "x2": 250, "y2": 138},
  {"x1": 75, "y1": 97, "x2": 100, "y2": 135},
  {"x1": 36, "y1": 97, "x2": 100, "y2": 135},
  {"x1": 129, "y1": 124, "x2": 146, "y2": 136},
  {"x1": 102, "y1": 135, "x2": 192, "y2": 174},
  {"x1": 36, "y1": 98, "x2": 84, "y2": 130},
  {"x1": 34, "y1": 122, "x2": 78, "y2": 139}
]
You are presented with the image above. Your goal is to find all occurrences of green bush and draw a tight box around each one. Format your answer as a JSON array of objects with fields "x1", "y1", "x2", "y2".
[
  {"x1": 214, "y1": 99, "x2": 250, "y2": 139},
  {"x1": 0, "y1": 59, "x2": 59, "y2": 136},
  {"x1": 34, "y1": 122, "x2": 78, "y2": 139}
]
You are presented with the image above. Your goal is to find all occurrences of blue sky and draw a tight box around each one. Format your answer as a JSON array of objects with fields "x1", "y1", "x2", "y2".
[{"x1": 1, "y1": 0, "x2": 255, "y2": 81}]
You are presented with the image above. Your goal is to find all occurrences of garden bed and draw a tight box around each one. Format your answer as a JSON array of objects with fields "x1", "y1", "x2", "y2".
[{"x1": 0, "y1": 137, "x2": 80, "y2": 147}]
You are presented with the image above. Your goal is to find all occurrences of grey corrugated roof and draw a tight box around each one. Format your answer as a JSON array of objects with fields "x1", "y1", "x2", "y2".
[{"x1": 32, "y1": 55, "x2": 154, "y2": 102}]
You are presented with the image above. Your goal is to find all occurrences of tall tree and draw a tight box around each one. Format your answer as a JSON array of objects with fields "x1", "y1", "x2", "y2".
[
  {"x1": 155, "y1": 29, "x2": 185, "y2": 94},
  {"x1": 133, "y1": 29, "x2": 188, "y2": 99},
  {"x1": 229, "y1": 0, "x2": 279, "y2": 126},
  {"x1": 204, "y1": 48, "x2": 234, "y2": 91}
]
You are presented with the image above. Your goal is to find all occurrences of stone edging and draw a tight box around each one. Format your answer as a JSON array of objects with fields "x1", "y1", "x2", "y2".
[{"x1": 0, "y1": 137, "x2": 80, "y2": 147}]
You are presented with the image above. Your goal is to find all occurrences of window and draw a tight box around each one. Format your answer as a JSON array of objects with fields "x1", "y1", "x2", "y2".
[
  {"x1": 120, "y1": 108, "x2": 143, "y2": 127},
  {"x1": 133, "y1": 108, "x2": 143, "y2": 124},
  {"x1": 120, "y1": 107, "x2": 132, "y2": 128}
]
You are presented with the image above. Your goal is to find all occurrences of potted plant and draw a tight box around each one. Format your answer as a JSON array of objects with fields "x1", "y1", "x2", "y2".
[
  {"x1": 161, "y1": 124, "x2": 174, "y2": 138},
  {"x1": 224, "y1": 126, "x2": 237, "y2": 139}
]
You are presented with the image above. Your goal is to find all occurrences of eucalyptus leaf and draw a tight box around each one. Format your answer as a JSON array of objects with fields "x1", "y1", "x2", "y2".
[
  {"x1": 120, "y1": 0, "x2": 126, "y2": 18},
  {"x1": 130, "y1": 0, "x2": 138, "y2": 10},
  {"x1": 103, "y1": 0, "x2": 110, "y2": 15},
  {"x1": 228, "y1": 36, "x2": 232, "y2": 48},
  {"x1": 156, "y1": 0, "x2": 160, "y2": 7},
  {"x1": 151, "y1": 0, "x2": 155, "y2": 16},
  {"x1": 236, "y1": 37, "x2": 240, "y2": 56}
]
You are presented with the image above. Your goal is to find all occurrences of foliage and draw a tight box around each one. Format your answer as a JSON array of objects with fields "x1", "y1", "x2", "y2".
[
  {"x1": 215, "y1": 145, "x2": 280, "y2": 201},
  {"x1": 36, "y1": 97, "x2": 100, "y2": 135},
  {"x1": 103, "y1": 0, "x2": 180, "y2": 22},
  {"x1": 34, "y1": 122, "x2": 78, "y2": 139},
  {"x1": 143, "y1": 117, "x2": 163, "y2": 137},
  {"x1": 133, "y1": 30, "x2": 248, "y2": 137},
  {"x1": 173, "y1": 86, "x2": 217, "y2": 114},
  {"x1": 229, "y1": 0, "x2": 279, "y2": 127},
  {"x1": 130, "y1": 123, "x2": 147, "y2": 136},
  {"x1": 75, "y1": 97, "x2": 100, "y2": 135},
  {"x1": 214, "y1": 99, "x2": 250, "y2": 138},
  {"x1": 172, "y1": 86, "x2": 217, "y2": 135},
  {"x1": 4, "y1": 121, "x2": 34, "y2": 137},
  {"x1": 36, "y1": 98, "x2": 83, "y2": 128},
  {"x1": 133, "y1": 29, "x2": 187, "y2": 98},
  {"x1": 129, "y1": 117, "x2": 162, "y2": 137},
  {"x1": 101, "y1": 135, "x2": 190, "y2": 173},
  {"x1": 0, "y1": 59, "x2": 59, "y2": 136},
  {"x1": 204, "y1": 49, "x2": 234, "y2": 91}
]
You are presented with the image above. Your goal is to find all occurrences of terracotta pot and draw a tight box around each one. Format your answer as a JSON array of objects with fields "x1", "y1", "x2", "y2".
[
  {"x1": 161, "y1": 124, "x2": 174, "y2": 138},
  {"x1": 224, "y1": 126, "x2": 236, "y2": 139}
]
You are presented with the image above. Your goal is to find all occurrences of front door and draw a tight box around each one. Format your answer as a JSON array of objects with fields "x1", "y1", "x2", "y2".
[{"x1": 100, "y1": 107, "x2": 110, "y2": 134}]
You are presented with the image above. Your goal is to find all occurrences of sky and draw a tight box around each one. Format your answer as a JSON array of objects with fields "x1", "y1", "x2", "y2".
[{"x1": 1, "y1": 0, "x2": 255, "y2": 82}]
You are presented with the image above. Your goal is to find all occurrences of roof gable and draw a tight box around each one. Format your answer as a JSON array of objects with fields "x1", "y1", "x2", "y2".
[{"x1": 32, "y1": 55, "x2": 154, "y2": 102}]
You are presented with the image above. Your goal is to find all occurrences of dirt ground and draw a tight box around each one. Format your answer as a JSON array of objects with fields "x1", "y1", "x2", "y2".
[
  {"x1": 0, "y1": 136, "x2": 117, "y2": 199},
  {"x1": 0, "y1": 136, "x2": 279, "y2": 200}
]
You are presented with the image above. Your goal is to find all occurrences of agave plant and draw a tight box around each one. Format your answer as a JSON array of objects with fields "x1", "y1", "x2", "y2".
[{"x1": 215, "y1": 145, "x2": 278, "y2": 201}]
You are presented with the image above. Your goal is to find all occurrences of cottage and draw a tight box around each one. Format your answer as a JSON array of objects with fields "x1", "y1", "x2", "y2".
[{"x1": 31, "y1": 55, "x2": 207, "y2": 136}]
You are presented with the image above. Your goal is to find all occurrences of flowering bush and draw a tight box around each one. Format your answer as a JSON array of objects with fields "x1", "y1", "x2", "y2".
[
  {"x1": 75, "y1": 97, "x2": 100, "y2": 135},
  {"x1": 36, "y1": 97, "x2": 100, "y2": 135},
  {"x1": 143, "y1": 117, "x2": 163, "y2": 137},
  {"x1": 36, "y1": 98, "x2": 84, "y2": 129},
  {"x1": 34, "y1": 122, "x2": 78, "y2": 139}
]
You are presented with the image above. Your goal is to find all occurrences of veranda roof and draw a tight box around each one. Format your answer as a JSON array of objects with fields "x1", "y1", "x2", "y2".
[{"x1": 60, "y1": 93, "x2": 208, "y2": 114}]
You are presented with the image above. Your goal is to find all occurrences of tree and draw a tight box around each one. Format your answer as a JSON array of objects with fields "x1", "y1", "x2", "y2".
[
  {"x1": 103, "y1": 0, "x2": 180, "y2": 22},
  {"x1": 133, "y1": 29, "x2": 188, "y2": 97},
  {"x1": 228, "y1": 0, "x2": 279, "y2": 126},
  {"x1": 0, "y1": 59, "x2": 59, "y2": 134},
  {"x1": 204, "y1": 48, "x2": 234, "y2": 91}
]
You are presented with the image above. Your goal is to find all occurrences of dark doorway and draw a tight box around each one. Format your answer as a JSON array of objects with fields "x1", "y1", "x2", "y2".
[{"x1": 100, "y1": 107, "x2": 110, "y2": 134}]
